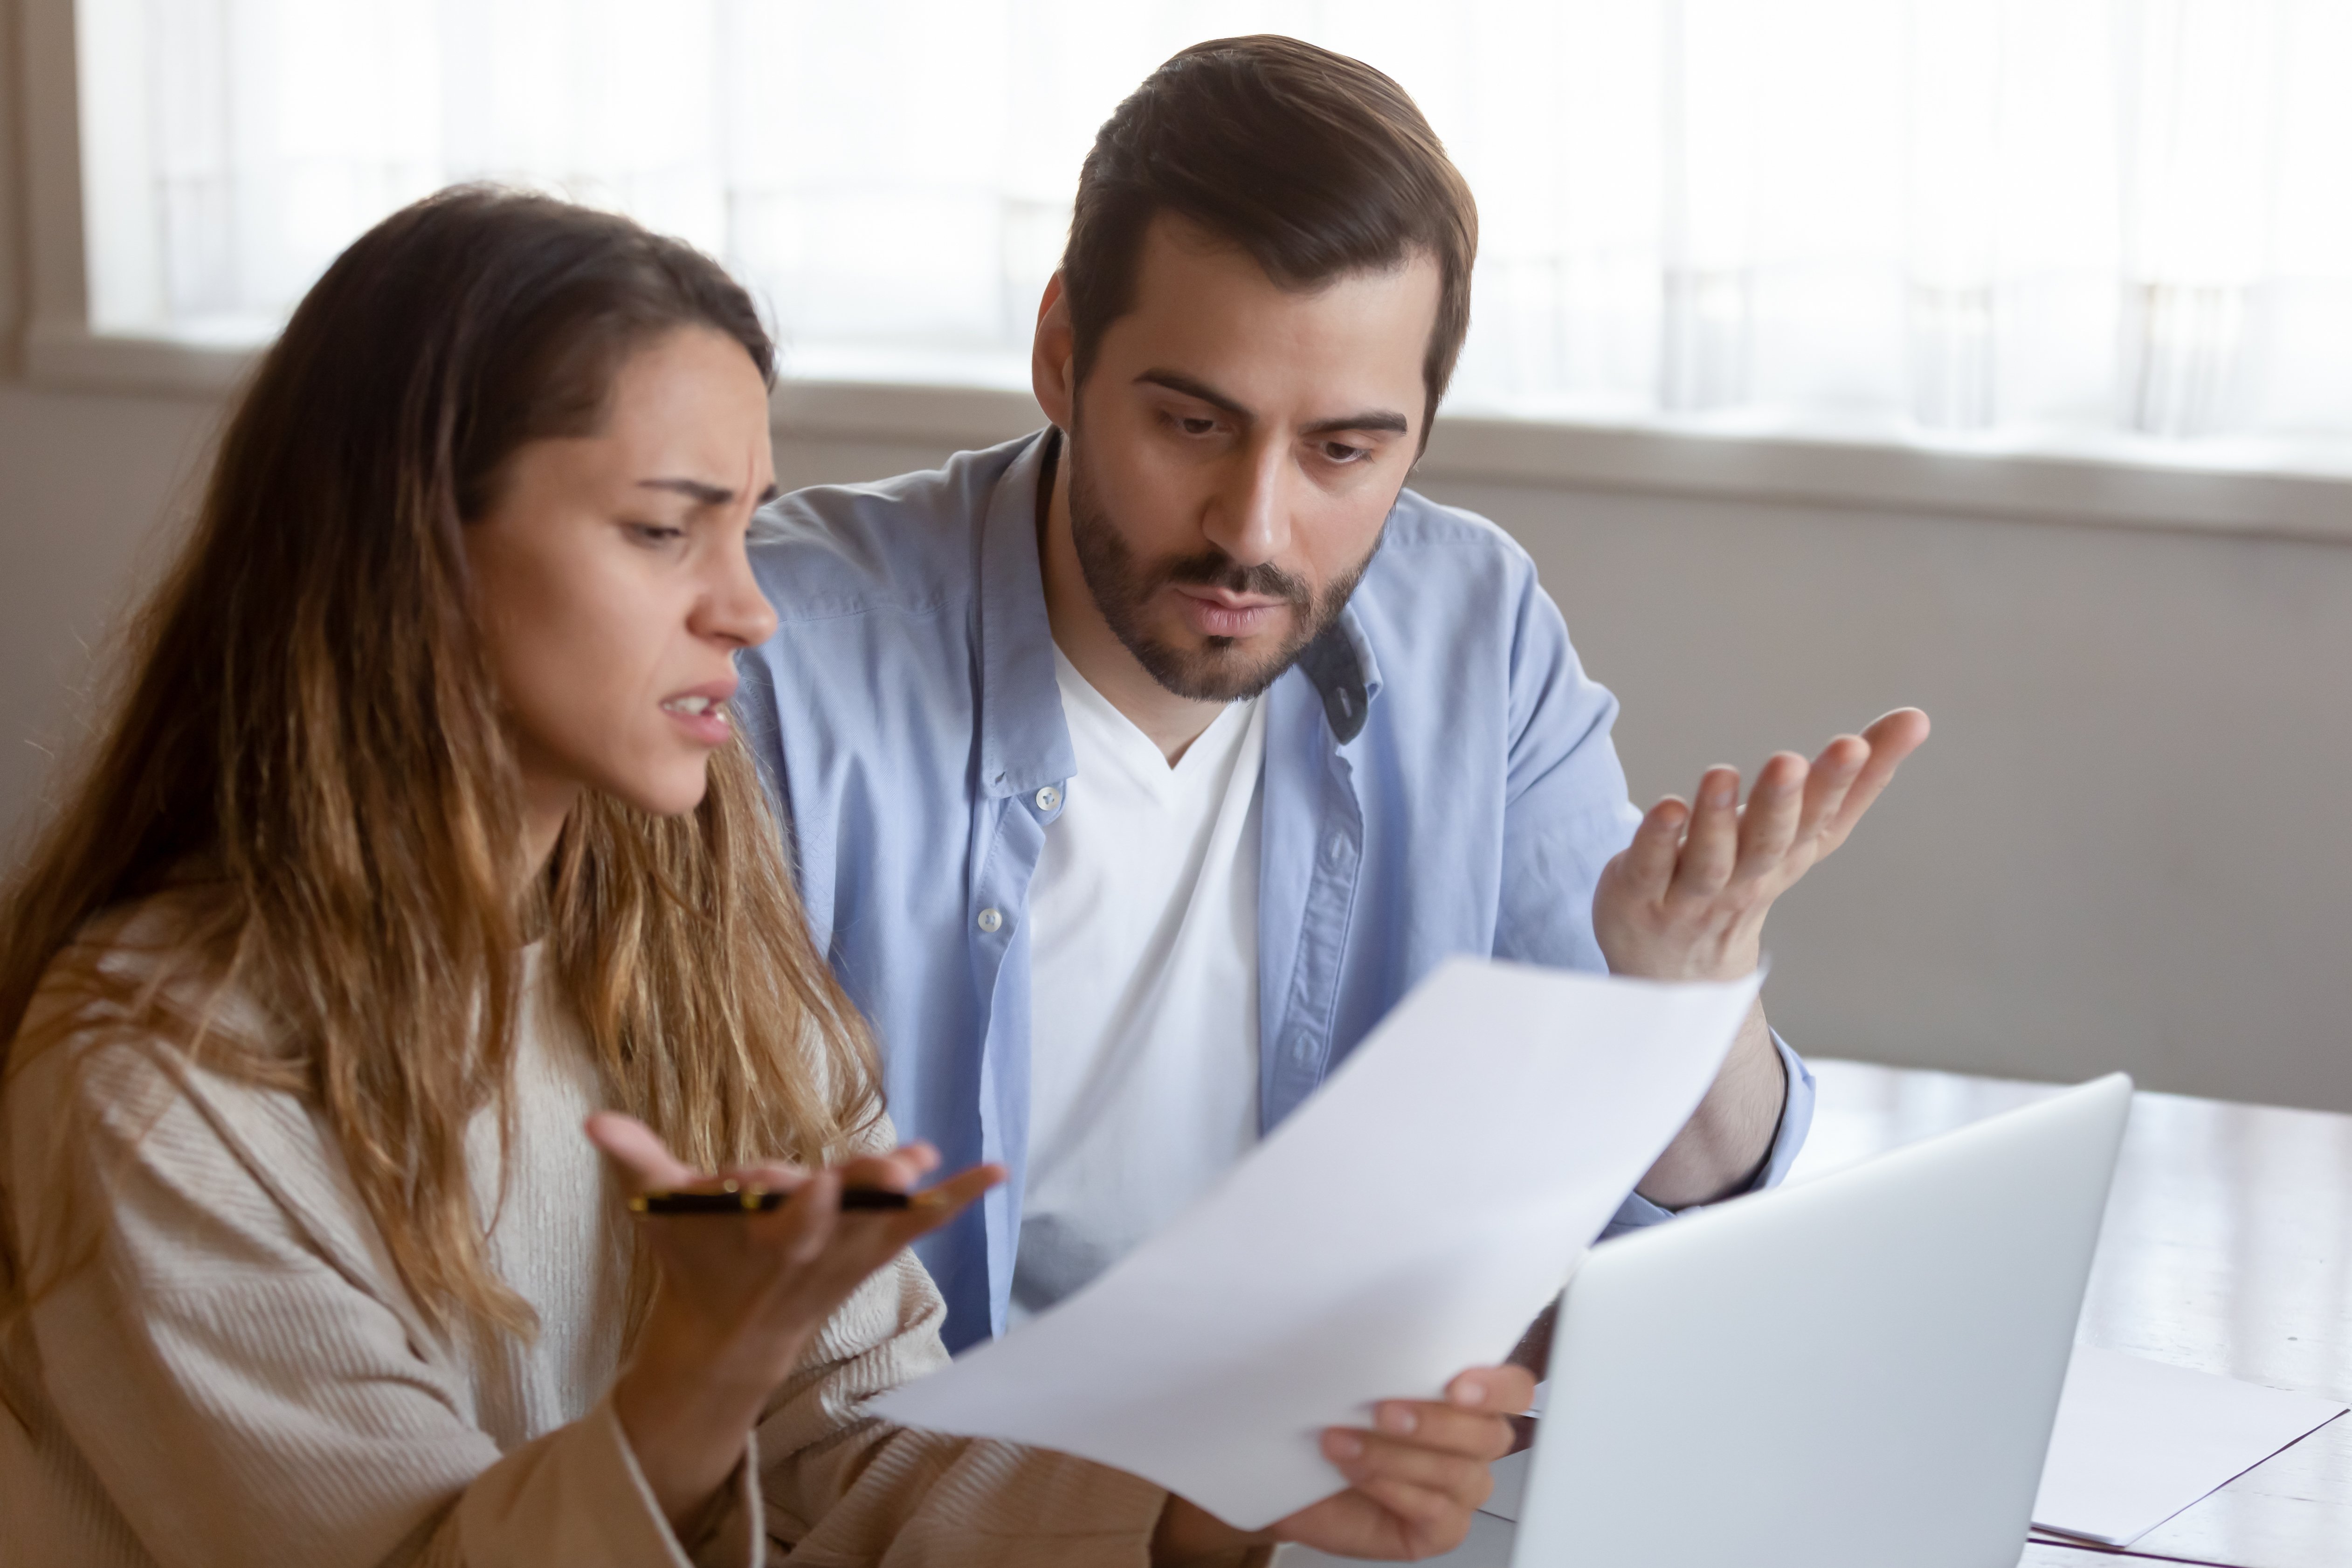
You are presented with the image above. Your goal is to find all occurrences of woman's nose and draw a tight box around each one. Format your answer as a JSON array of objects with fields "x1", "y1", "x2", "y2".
[{"x1": 704, "y1": 537, "x2": 780, "y2": 649}]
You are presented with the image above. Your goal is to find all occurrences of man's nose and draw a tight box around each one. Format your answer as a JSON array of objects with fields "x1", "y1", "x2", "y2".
[{"x1": 1201, "y1": 435, "x2": 1291, "y2": 568}]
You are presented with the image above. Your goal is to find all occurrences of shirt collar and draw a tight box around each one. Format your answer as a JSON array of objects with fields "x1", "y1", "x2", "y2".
[
  {"x1": 978, "y1": 428, "x2": 1389, "y2": 788},
  {"x1": 1296, "y1": 604, "x2": 1383, "y2": 746},
  {"x1": 976, "y1": 430, "x2": 1076, "y2": 801}
]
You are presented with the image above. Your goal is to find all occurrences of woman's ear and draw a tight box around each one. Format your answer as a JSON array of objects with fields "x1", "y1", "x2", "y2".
[{"x1": 1030, "y1": 271, "x2": 1078, "y2": 431}]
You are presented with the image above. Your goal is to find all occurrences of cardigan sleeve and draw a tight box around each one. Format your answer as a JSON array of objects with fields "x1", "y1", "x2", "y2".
[
  {"x1": 5, "y1": 1030, "x2": 757, "y2": 1568},
  {"x1": 731, "y1": 1223, "x2": 1269, "y2": 1568},
  {"x1": 743, "y1": 1250, "x2": 1178, "y2": 1567},
  {"x1": 7, "y1": 993, "x2": 1269, "y2": 1568}
]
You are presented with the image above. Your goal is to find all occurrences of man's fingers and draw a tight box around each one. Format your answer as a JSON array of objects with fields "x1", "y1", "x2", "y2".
[
  {"x1": 1863, "y1": 706, "x2": 1933, "y2": 757},
  {"x1": 1796, "y1": 735, "x2": 1866, "y2": 840},
  {"x1": 1668, "y1": 766, "x2": 1742, "y2": 898},
  {"x1": 1619, "y1": 797, "x2": 1688, "y2": 894},
  {"x1": 1732, "y1": 752, "x2": 1806, "y2": 879},
  {"x1": 1821, "y1": 708, "x2": 1931, "y2": 846}
]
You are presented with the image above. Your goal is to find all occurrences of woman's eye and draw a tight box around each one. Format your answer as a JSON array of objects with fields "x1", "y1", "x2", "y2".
[{"x1": 626, "y1": 522, "x2": 686, "y2": 546}]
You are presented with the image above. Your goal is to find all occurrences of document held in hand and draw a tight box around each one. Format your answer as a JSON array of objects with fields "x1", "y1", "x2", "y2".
[{"x1": 870, "y1": 957, "x2": 1765, "y2": 1529}]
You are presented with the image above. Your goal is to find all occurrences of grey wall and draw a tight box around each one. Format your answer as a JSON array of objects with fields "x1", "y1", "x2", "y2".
[
  {"x1": 0, "y1": 380, "x2": 217, "y2": 843},
  {"x1": 1433, "y1": 477, "x2": 2352, "y2": 1110},
  {"x1": 7, "y1": 14, "x2": 2350, "y2": 1113}
]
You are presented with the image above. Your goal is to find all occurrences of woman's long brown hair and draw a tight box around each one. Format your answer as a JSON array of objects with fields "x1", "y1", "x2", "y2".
[{"x1": 0, "y1": 187, "x2": 878, "y2": 1337}]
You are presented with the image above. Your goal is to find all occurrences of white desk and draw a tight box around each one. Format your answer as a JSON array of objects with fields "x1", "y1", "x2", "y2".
[{"x1": 1279, "y1": 1057, "x2": 2352, "y2": 1568}]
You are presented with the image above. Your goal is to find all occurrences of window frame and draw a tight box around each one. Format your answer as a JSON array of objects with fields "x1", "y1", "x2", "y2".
[{"x1": 11, "y1": 0, "x2": 2352, "y2": 546}]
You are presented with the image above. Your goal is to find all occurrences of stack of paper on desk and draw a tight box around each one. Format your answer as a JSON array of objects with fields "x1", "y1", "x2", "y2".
[
  {"x1": 2030, "y1": 1347, "x2": 2348, "y2": 1546},
  {"x1": 1475, "y1": 1351, "x2": 2347, "y2": 1552},
  {"x1": 871, "y1": 957, "x2": 1763, "y2": 1530}
]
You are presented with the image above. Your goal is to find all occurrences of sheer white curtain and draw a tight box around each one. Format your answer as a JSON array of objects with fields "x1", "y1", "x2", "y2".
[{"x1": 79, "y1": 0, "x2": 2352, "y2": 449}]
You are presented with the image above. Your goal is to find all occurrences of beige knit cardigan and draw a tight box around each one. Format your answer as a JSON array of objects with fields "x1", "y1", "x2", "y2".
[{"x1": 0, "y1": 918, "x2": 1255, "y2": 1568}]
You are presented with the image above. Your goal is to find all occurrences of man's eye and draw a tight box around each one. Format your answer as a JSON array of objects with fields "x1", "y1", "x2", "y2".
[
  {"x1": 1322, "y1": 441, "x2": 1371, "y2": 464},
  {"x1": 1166, "y1": 412, "x2": 1219, "y2": 436}
]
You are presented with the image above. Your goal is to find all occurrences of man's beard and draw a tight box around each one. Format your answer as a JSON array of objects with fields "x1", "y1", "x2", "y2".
[{"x1": 1066, "y1": 432, "x2": 1382, "y2": 704}]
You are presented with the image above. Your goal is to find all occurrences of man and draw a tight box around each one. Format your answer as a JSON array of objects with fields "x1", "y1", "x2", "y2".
[{"x1": 737, "y1": 35, "x2": 1927, "y2": 1352}]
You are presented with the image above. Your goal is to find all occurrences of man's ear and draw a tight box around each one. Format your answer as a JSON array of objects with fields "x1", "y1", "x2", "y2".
[{"x1": 1031, "y1": 271, "x2": 1077, "y2": 430}]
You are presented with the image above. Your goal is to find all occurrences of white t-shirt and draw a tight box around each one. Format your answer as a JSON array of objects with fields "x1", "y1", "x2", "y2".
[{"x1": 1010, "y1": 646, "x2": 1266, "y2": 1322}]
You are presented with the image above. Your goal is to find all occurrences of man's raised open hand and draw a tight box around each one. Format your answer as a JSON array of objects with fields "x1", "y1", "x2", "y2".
[{"x1": 1594, "y1": 708, "x2": 1930, "y2": 984}]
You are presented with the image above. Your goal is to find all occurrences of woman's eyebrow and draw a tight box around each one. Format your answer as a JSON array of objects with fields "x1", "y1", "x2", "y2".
[
  {"x1": 636, "y1": 477, "x2": 783, "y2": 507},
  {"x1": 638, "y1": 477, "x2": 736, "y2": 506}
]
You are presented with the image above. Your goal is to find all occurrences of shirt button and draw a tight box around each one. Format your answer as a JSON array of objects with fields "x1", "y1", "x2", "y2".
[
  {"x1": 1323, "y1": 834, "x2": 1349, "y2": 868},
  {"x1": 1035, "y1": 785, "x2": 1062, "y2": 813},
  {"x1": 976, "y1": 908, "x2": 1003, "y2": 934}
]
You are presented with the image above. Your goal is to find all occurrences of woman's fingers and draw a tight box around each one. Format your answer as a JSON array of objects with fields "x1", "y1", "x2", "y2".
[
  {"x1": 1369, "y1": 1399, "x2": 1517, "y2": 1464},
  {"x1": 836, "y1": 1141, "x2": 943, "y2": 1193},
  {"x1": 1447, "y1": 1363, "x2": 1538, "y2": 1415},
  {"x1": 1324, "y1": 1426, "x2": 1496, "y2": 1506},
  {"x1": 592, "y1": 1126, "x2": 953, "y2": 1205},
  {"x1": 784, "y1": 1162, "x2": 1002, "y2": 1272},
  {"x1": 1310, "y1": 1363, "x2": 1532, "y2": 1526},
  {"x1": 602, "y1": 1122, "x2": 1001, "y2": 1314},
  {"x1": 585, "y1": 1112, "x2": 701, "y2": 1193},
  {"x1": 763, "y1": 1169, "x2": 840, "y2": 1264},
  {"x1": 1317, "y1": 1383, "x2": 1523, "y2": 1502},
  {"x1": 1271, "y1": 1365, "x2": 1531, "y2": 1561},
  {"x1": 1344, "y1": 1471, "x2": 1481, "y2": 1544},
  {"x1": 887, "y1": 1162, "x2": 1006, "y2": 1241},
  {"x1": 733, "y1": 1160, "x2": 813, "y2": 1193}
]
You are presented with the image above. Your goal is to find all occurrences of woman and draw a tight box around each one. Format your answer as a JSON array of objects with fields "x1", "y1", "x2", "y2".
[{"x1": 0, "y1": 187, "x2": 1526, "y2": 1566}]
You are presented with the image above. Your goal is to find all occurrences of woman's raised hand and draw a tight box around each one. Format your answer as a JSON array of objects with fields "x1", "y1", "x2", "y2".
[{"x1": 587, "y1": 1112, "x2": 1001, "y2": 1539}]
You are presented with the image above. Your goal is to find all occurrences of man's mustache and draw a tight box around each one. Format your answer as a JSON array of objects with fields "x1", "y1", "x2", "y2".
[{"x1": 1156, "y1": 550, "x2": 1314, "y2": 605}]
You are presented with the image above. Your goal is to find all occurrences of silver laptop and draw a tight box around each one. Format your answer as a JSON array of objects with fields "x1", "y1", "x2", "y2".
[{"x1": 1476, "y1": 1072, "x2": 2133, "y2": 1568}]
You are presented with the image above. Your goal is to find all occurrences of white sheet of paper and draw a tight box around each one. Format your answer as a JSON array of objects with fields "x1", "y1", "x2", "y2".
[
  {"x1": 871, "y1": 957, "x2": 1761, "y2": 1530},
  {"x1": 2031, "y1": 1347, "x2": 2347, "y2": 1546}
]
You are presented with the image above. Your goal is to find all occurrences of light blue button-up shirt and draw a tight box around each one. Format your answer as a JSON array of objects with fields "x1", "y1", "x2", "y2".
[{"x1": 738, "y1": 431, "x2": 1814, "y2": 1350}]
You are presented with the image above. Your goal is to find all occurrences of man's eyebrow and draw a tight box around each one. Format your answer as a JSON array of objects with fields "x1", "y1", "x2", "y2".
[
  {"x1": 1136, "y1": 369, "x2": 1252, "y2": 420},
  {"x1": 1136, "y1": 369, "x2": 1409, "y2": 439},
  {"x1": 1301, "y1": 408, "x2": 1411, "y2": 439}
]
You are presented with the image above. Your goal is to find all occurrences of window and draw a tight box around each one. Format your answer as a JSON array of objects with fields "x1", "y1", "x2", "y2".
[{"x1": 69, "y1": 0, "x2": 2352, "y2": 463}]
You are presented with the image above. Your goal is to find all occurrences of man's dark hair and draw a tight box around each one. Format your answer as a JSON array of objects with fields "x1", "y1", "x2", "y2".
[{"x1": 1061, "y1": 35, "x2": 1479, "y2": 441}]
